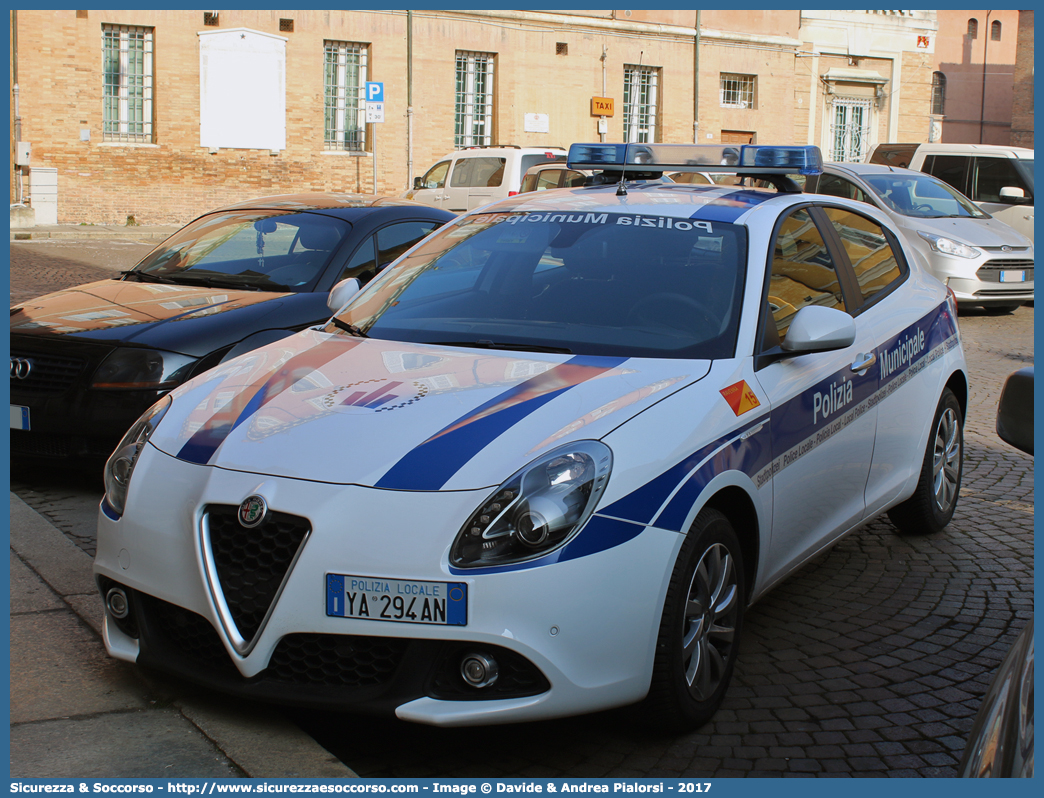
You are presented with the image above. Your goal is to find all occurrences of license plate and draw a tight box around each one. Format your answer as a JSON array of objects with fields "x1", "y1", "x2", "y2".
[
  {"x1": 10, "y1": 406, "x2": 30, "y2": 431},
  {"x1": 326, "y1": 573, "x2": 467, "y2": 626},
  {"x1": 999, "y1": 270, "x2": 1026, "y2": 283}
]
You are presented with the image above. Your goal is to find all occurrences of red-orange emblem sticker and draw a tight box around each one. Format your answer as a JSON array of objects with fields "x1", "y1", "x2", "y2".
[{"x1": 720, "y1": 380, "x2": 761, "y2": 416}]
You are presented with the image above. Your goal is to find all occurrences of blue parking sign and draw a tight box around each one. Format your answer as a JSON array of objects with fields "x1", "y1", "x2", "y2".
[{"x1": 366, "y1": 82, "x2": 384, "y2": 103}]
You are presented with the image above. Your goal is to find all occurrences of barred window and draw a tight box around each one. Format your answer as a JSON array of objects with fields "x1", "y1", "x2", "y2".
[
  {"x1": 991, "y1": 20, "x2": 1002, "y2": 41},
  {"x1": 967, "y1": 18, "x2": 978, "y2": 39},
  {"x1": 102, "y1": 25, "x2": 153, "y2": 143},
  {"x1": 931, "y1": 72, "x2": 946, "y2": 116},
  {"x1": 623, "y1": 65, "x2": 659, "y2": 144},
  {"x1": 829, "y1": 97, "x2": 873, "y2": 163},
  {"x1": 720, "y1": 73, "x2": 756, "y2": 109},
  {"x1": 324, "y1": 41, "x2": 368, "y2": 152},
  {"x1": 455, "y1": 51, "x2": 495, "y2": 148}
]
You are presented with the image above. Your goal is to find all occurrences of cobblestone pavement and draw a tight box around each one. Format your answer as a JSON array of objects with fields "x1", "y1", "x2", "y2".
[{"x1": 8, "y1": 240, "x2": 1034, "y2": 777}]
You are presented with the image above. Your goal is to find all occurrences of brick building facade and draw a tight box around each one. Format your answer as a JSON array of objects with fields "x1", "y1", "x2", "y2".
[
  {"x1": 1010, "y1": 10, "x2": 1034, "y2": 148},
  {"x1": 10, "y1": 9, "x2": 939, "y2": 225}
]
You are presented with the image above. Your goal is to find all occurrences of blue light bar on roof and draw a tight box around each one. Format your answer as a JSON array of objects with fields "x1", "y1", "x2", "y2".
[{"x1": 567, "y1": 143, "x2": 824, "y2": 176}]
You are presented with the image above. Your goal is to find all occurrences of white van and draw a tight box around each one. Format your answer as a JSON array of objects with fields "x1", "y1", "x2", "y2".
[
  {"x1": 868, "y1": 143, "x2": 1034, "y2": 240},
  {"x1": 404, "y1": 146, "x2": 566, "y2": 212}
]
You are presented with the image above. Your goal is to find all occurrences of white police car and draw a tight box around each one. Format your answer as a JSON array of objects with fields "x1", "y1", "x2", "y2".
[{"x1": 94, "y1": 144, "x2": 968, "y2": 731}]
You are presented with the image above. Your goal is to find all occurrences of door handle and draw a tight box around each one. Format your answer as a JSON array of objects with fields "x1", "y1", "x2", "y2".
[{"x1": 850, "y1": 352, "x2": 877, "y2": 373}]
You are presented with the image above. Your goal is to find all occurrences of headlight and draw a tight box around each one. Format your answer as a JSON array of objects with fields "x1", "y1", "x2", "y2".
[
  {"x1": 451, "y1": 441, "x2": 612, "y2": 568},
  {"x1": 917, "y1": 231, "x2": 980, "y2": 259},
  {"x1": 103, "y1": 395, "x2": 171, "y2": 517},
  {"x1": 91, "y1": 348, "x2": 196, "y2": 389}
]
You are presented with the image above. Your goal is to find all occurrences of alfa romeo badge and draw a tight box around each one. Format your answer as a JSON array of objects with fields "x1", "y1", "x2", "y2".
[{"x1": 238, "y1": 495, "x2": 268, "y2": 528}]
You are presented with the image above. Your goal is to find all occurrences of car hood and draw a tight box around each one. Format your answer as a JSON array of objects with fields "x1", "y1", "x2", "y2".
[
  {"x1": 149, "y1": 330, "x2": 709, "y2": 491},
  {"x1": 903, "y1": 216, "x2": 1033, "y2": 248},
  {"x1": 10, "y1": 280, "x2": 324, "y2": 357}
]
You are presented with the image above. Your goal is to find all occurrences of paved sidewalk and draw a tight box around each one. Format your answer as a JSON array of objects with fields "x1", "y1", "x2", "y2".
[
  {"x1": 11, "y1": 223, "x2": 181, "y2": 242},
  {"x1": 9, "y1": 493, "x2": 355, "y2": 779}
]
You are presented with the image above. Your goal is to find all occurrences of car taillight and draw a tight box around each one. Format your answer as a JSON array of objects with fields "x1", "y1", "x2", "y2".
[{"x1": 508, "y1": 190, "x2": 519, "y2": 196}]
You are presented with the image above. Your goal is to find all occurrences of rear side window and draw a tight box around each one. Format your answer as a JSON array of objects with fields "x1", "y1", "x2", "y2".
[
  {"x1": 973, "y1": 157, "x2": 1032, "y2": 202},
  {"x1": 817, "y1": 174, "x2": 871, "y2": 205},
  {"x1": 767, "y1": 208, "x2": 845, "y2": 341},
  {"x1": 923, "y1": 155, "x2": 970, "y2": 195},
  {"x1": 377, "y1": 221, "x2": 442, "y2": 267},
  {"x1": 451, "y1": 157, "x2": 506, "y2": 188},
  {"x1": 821, "y1": 207, "x2": 906, "y2": 304},
  {"x1": 535, "y1": 169, "x2": 563, "y2": 191}
]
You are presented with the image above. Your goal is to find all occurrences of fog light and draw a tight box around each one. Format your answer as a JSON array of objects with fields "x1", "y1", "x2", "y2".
[
  {"x1": 106, "y1": 587, "x2": 130, "y2": 620},
  {"x1": 460, "y1": 652, "x2": 499, "y2": 688}
]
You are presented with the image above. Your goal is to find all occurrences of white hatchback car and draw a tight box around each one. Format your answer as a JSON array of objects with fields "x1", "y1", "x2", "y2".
[
  {"x1": 806, "y1": 163, "x2": 1034, "y2": 313},
  {"x1": 95, "y1": 144, "x2": 968, "y2": 732}
]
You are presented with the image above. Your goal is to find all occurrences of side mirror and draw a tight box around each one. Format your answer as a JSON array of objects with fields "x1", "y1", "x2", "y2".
[
  {"x1": 780, "y1": 305, "x2": 856, "y2": 354},
  {"x1": 999, "y1": 186, "x2": 1027, "y2": 203},
  {"x1": 413, "y1": 177, "x2": 424, "y2": 190},
  {"x1": 996, "y1": 366, "x2": 1033, "y2": 455},
  {"x1": 327, "y1": 277, "x2": 361, "y2": 313}
]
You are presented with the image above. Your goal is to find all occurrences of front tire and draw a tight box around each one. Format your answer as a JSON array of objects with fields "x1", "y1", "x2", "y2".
[
  {"x1": 887, "y1": 388, "x2": 963, "y2": 535},
  {"x1": 642, "y1": 508, "x2": 745, "y2": 732}
]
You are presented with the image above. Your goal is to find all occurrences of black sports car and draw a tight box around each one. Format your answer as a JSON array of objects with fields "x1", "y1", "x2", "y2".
[{"x1": 10, "y1": 194, "x2": 455, "y2": 463}]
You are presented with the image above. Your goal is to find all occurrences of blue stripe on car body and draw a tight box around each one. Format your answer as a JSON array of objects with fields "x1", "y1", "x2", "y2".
[
  {"x1": 449, "y1": 301, "x2": 959, "y2": 574},
  {"x1": 376, "y1": 355, "x2": 629, "y2": 491}
]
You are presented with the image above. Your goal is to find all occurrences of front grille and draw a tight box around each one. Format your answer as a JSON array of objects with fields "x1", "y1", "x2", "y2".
[
  {"x1": 144, "y1": 594, "x2": 240, "y2": 677},
  {"x1": 10, "y1": 430, "x2": 117, "y2": 460},
  {"x1": 977, "y1": 259, "x2": 1034, "y2": 283},
  {"x1": 9, "y1": 352, "x2": 87, "y2": 395},
  {"x1": 10, "y1": 430, "x2": 72, "y2": 458},
  {"x1": 265, "y1": 633, "x2": 408, "y2": 687},
  {"x1": 205, "y1": 505, "x2": 310, "y2": 643}
]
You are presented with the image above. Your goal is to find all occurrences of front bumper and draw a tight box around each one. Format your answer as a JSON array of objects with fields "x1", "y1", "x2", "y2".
[
  {"x1": 10, "y1": 337, "x2": 165, "y2": 461},
  {"x1": 94, "y1": 444, "x2": 681, "y2": 726},
  {"x1": 930, "y1": 254, "x2": 1034, "y2": 306}
]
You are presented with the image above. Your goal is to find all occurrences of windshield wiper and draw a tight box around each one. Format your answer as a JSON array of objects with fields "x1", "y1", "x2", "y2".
[
  {"x1": 434, "y1": 340, "x2": 573, "y2": 354},
  {"x1": 330, "y1": 317, "x2": 369, "y2": 338},
  {"x1": 121, "y1": 270, "x2": 176, "y2": 284},
  {"x1": 170, "y1": 275, "x2": 271, "y2": 292}
]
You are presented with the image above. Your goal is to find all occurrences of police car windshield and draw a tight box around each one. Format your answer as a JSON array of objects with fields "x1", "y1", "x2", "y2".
[{"x1": 327, "y1": 211, "x2": 747, "y2": 360}]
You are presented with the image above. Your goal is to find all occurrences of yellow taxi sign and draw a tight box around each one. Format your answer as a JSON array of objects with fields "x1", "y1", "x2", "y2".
[{"x1": 591, "y1": 97, "x2": 614, "y2": 117}]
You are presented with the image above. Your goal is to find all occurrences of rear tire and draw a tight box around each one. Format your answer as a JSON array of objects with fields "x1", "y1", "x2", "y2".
[
  {"x1": 642, "y1": 508, "x2": 745, "y2": 732},
  {"x1": 887, "y1": 388, "x2": 963, "y2": 535}
]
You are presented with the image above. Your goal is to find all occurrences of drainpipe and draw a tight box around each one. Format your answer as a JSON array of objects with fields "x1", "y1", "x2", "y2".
[
  {"x1": 693, "y1": 10, "x2": 701, "y2": 143},
  {"x1": 13, "y1": 10, "x2": 23, "y2": 204},
  {"x1": 407, "y1": 10, "x2": 414, "y2": 189},
  {"x1": 600, "y1": 45, "x2": 607, "y2": 142},
  {"x1": 979, "y1": 11, "x2": 991, "y2": 144}
]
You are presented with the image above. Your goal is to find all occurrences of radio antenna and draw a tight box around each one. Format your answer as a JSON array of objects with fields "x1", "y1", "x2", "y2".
[{"x1": 617, "y1": 142, "x2": 629, "y2": 196}]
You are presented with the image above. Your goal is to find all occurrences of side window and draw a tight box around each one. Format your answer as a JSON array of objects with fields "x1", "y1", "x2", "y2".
[
  {"x1": 821, "y1": 207, "x2": 906, "y2": 304},
  {"x1": 817, "y1": 174, "x2": 871, "y2": 205},
  {"x1": 421, "y1": 161, "x2": 450, "y2": 190},
  {"x1": 338, "y1": 237, "x2": 377, "y2": 284},
  {"x1": 536, "y1": 170, "x2": 562, "y2": 191},
  {"x1": 376, "y1": 221, "x2": 441, "y2": 268},
  {"x1": 563, "y1": 170, "x2": 588, "y2": 188},
  {"x1": 973, "y1": 157, "x2": 1030, "y2": 202},
  {"x1": 474, "y1": 157, "x2": 506, "y2": 187},
  {"x1": 449, "y1": 158, "x2": 472, "y2": 188},
  {"x1": 923, "y1": 155, "x2": 970, "y2": 195},
  {"x1": 767, "y1": 208, "x2": 845, "y2": 342}
]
